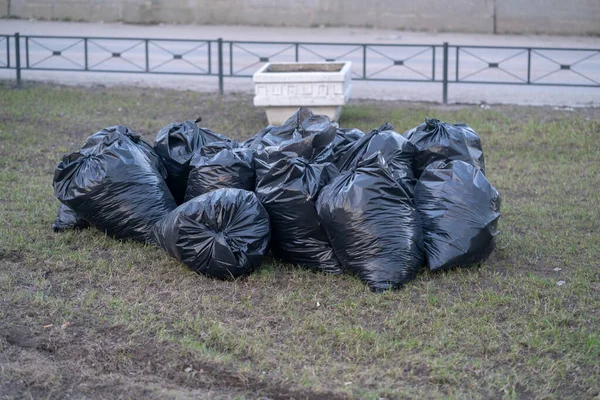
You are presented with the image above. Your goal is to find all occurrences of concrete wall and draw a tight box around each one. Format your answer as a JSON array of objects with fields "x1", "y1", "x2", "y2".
[
  {"x1": 0, "y1": 0, "x2": 8, "y2": 17},
  {"x1": 4, "y1": 0, "x2": 600, "y2": 35},
  {"x1": 496, "y1": 0, "x2": 600, "y2": 35}
]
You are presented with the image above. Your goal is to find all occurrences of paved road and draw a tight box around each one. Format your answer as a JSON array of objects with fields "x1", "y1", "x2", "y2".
[{"x1": 1, "y1": 20, "x2": 599, "y2": 106}]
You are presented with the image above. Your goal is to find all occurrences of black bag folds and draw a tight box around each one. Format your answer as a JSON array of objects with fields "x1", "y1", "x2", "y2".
[
  {"x1": 313, "y1": 127, "x2": 365, "y2": 166},
  {"x1": 403, "y1": 118, "x2": 485, "y2": 179},
  {"x1": 52, "y1": 204, "x2": 89, "y2": 232},
  {"x1": 339, "y1": 123, "x2": 417, "y2": 198},
  {"x1": 256, "y1": 157, "x2": 343, "y2": 274},
  {"x1": 244, "y1": 107, "x2": 337, "y2": 151},
  {"x1": 317, "y1": 153, "x2": 424, "y2": 291},
  {"x1": 245, "y1": 107, "x2": 337, "y2": 185},
  {"x1": 185, "y1": 142, "x2": 254, "y2": 201},
  {"x1": 53, "y1": 132, "x2": 177, "y2": 242},
  {"x1": 81, "y1": 125, "x2": 166, "y2": 177},
  {"x1": 154, "y1": 118, "x2": 230, "y2": 204},
  {"x1": 414, "y1": 160, "x2": 501, "y2": 271},
  {"x1": 151, "y1": 188, "x2": 271, "y2": 279}
]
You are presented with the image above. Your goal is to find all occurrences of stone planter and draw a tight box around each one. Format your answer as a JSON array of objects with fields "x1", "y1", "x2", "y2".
[{"x1": 253, "y1": 61, "x2": 352, "y2": 125}]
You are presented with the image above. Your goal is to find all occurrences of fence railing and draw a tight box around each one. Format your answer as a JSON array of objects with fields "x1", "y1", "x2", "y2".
[{"x1": 1, "y1": 32, "x2": 599, "y2": 103}]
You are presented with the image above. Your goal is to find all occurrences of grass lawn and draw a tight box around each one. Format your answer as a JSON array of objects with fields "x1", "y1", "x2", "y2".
[{"x1": 0, "y1": 82, "x2": 599, "y2": 399}]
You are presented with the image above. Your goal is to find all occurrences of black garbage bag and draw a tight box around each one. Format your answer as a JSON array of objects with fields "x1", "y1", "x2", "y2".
[
  {"x1": 54, "y1": 136, "x2": 177, "y2": 242},
  {"x1": 316, "y1": 153, "x2": 424, "y2": 291},
  {"x1": 245, "y1": 107, "x2": 337, "y2": 185},
  {"x1": 403, "y1": 118, "x2": 485, "y2": 179},
  {"x1": 313, "y1": 127, "x2": 365, "y2": 165},
  {"x1": 154, "y1": 118, "x2": 230, "y2": 204},
  {"x1": 151, "y1": 188, "x2": 271, "y2": 279},
  {"x1": 52, "y1": 204, "x2": 89, "y2": 232},
  {"x1": 244, "y1": 107, "x2": 337, "y2": 152},
  {"x1": 185, "y1": 144, "x2": 255, "y2": 201},
  {"x1": 81, "y1": 125, "x2": 166, "y2": 178},
  {"x1": 256, "y1": 157, "x2": 342, "y2": 274},
  {"x1": 414, "y1": 160, "x2": 501, "y2": 271},
  {"x1": 338, "y1": 123, "x2": 418, "y2": 198},
  {"x1": 253, "y1": 147, "x2": 297, "y2": 187},
  {"x1": 197, "y1": 140, "x2": 241, "y2": 157}
]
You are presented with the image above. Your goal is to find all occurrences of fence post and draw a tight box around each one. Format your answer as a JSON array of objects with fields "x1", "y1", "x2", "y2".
[
  {"x1": 527, "y1": 48, "x2": 531, "y2": 84},
  {"x1": 145, "y1": 39, "x2": 149, "y2": 72},
  {"x1": 84, "y1": 37, "x2": 89, "y2": 70},
  {"x1": 362, "y1": 44, "x2": 367, "y2": 79},
  {"x1": 15, "y1": 32, "x2": 21, "y2": 88},
  {"x1": 442, "y1": 42, "x2": 448, "y2": 105},
  {"x1": 217, "y1": 38, "x2": 224, "y2": 95}
]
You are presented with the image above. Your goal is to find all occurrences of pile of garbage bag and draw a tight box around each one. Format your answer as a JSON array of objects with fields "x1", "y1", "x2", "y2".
[{"x1": 52, "y1": 108, "x2": 501, "y2": 290}]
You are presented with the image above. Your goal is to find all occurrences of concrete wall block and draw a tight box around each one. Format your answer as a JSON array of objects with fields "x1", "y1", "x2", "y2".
[
  {"x1": 496, "y1": 0, "x2": 600, "y2": 35},
  {"x1": 89, "y1": 3, "x2": 125, "y2": 22},
  {"x1": 52, "y1": 3, "x2": 91, "y2": 21},
  {"x1": 7, "y1": 0, "x2": 23, "y2": 15},
  {"x1": 153, "y1": 4, "x2": 195, "y2": 24},
  {"x1": 25, "y1": 3, "x2": 54, "y2": 19},
  {"x1": 128, "y1": 0, "x2": 151, "y2": 23},
  {"x1": 498, "y1": 18, "x2": 600, "y2": 35},
  {"x1": 0, "y1": 0, "x2": 8, "y2": 17},
  {"x1": 192, "y1": 0, "x2": 321, "y2": 26},
  {"x1": 413, "y1": 0, "x2": 494, "y2": 32}
]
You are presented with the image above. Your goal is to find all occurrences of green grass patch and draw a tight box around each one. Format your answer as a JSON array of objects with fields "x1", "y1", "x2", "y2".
[{"x1": 0, "y1": 82, "x2": 599, "y2": 399}]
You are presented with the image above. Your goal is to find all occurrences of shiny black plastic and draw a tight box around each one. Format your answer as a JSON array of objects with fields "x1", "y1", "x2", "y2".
[
  {"x1": 52, "y1": 204, "x2": 89, "y2": 232},
  {"x1": 414, "y1": 160, "x2": 501, "y2": 271},
  {"x1": 256, "y1": 157, "x2": 342, "y2": 274},
  {"x1": 244, "y1": 107, "x2": 337, "y2": 151},
  {"x1": 151, "y1": 188, "x2": 271, "y2": 279},
  {"x1": 245, "y1": 108, "x2": 337, "y2": 185},
  {"x1": 403, "y1": 118, "x2": 485, "y2": 179},
  {"x1": 81, "y1": 125, "x2": 166, "y2": 178},
  {"x1": 316, "y1": 153, "x2": 424, "y2": 291},
  {"x1": 185, "y1": 144, "x2": 255, "y2": 201},
  {"x1": 154, "y1": 119, "x2": 230, "y2": 204},
  {"x1": 313, "y1": 127, "x2": 365, "y2": 166},
  {"x1": 338, "y1": 123, "x2": 417, "y2": 198},
  {"x1": 53, "y1": 134, "x2": 177, "y2": 242}
]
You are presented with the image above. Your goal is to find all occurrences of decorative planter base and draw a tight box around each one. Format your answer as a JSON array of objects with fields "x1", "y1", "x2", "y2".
[
  {"x1": 265, "y1": 106, "x2": 342, "y2": 126},
  {"x1": 253, "y1": 62, "x2": 352, "y2": 125}
]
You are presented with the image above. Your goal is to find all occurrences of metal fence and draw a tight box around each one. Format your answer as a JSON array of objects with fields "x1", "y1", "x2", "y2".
[{"x1": 1, "y1": 32, "x2": 599, "y2": 103}]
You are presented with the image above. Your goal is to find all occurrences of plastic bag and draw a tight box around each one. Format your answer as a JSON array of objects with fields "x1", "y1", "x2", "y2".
[
  {"x1": 52, "y1": 204, "x2": 89, "y2": 232},
  {"x1": 256, "y1": 157, "x2": 342, "y2": 274},
  {"x1": 403, "y1": 118, "x2": 485, "y2": 179},
  {"x1": 196, "y1": 140, "x2": 241, "y2": 157},
  {"x1": 338, "y1": 123, "x2": 417, "y2": 198},
  {"x1": 414, "y1": 160, "x2": 501, "y2": 271},
  {"x1": 316, "y1": 153, "x2": 424, "y2": 291},
  {"x1": 81, "y1": 125, "x2": 166, "y2": 178},
  {"x1": 313, "y1": 127, "x2": 365, "y2": 165},
  {"x1": 151, "y1": 188, "x2": 271, "y2": 279},
  {"x1": 54, "y1": 134, "x2": 177, "y2": 242},
  {"x1": 185, "y1": 144, "x2": 255, "y2": 201},
  {"x1": 245, "y1": 108, "x2": 337, "y2": 185},
  {"x1": 244, "y1": 107, "x2": 337, "y2": 152},
  {"x1": 154, "y1": 118, "x2": 230, "y2": 204}
]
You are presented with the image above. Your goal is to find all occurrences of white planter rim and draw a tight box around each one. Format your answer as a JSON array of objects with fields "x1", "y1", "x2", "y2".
[{"x1": 253, "y1": 61, "x2": 352, "y2": 83}]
